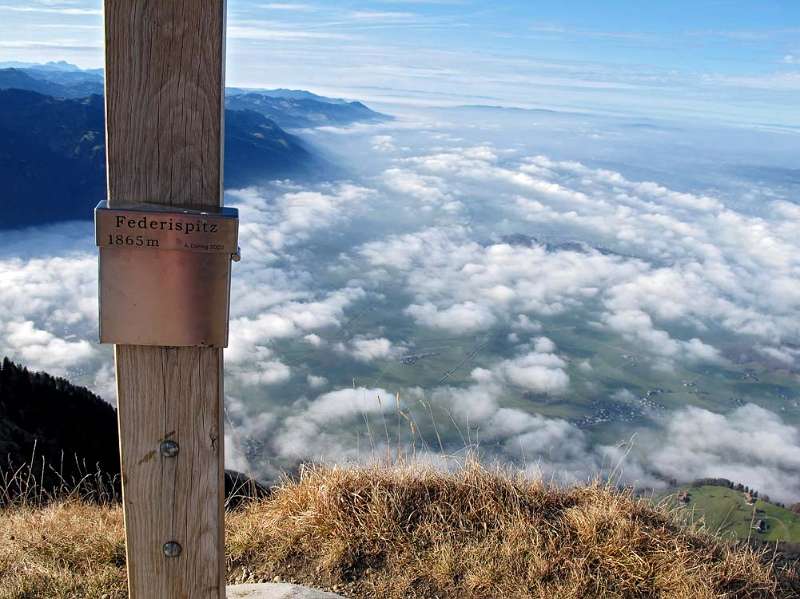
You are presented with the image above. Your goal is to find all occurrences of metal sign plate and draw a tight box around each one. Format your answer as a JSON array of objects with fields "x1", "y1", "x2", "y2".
[
  {"x1": 95, "y1": 201, "x2": 239, "y2": 347},
  {"x1": 95, "y1": 201, "x2": 238, "y2": 253}
]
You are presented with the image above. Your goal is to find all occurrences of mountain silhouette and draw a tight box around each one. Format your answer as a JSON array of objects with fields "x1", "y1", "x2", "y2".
[{"x1": 0, "y1": 88, "x2": 319, "y2": 229}]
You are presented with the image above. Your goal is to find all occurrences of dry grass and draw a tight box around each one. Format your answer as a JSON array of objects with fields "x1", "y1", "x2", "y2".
[
  {"x1": 226, "y1": 462, "x2": 798, "y2": 598},
  {"x1": 2, "y1": 462, "x2": 798, "y2": 598},
  {"x1": 0, "y1": 445, "x2": 120, "y2": 509},
  {"x1": 0, "y1": 500, "x2": 126, "y2": 599}
]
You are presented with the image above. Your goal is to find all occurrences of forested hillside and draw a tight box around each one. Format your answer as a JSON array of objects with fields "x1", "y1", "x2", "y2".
[
  {"x1": 0, "y1": 358, "x2": 119, "y2": 497},
  {"x1": 0, "y1": 88, "x2": 317, "y2": 229}
]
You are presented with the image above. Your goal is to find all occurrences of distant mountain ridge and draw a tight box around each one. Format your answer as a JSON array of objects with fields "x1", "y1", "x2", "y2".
[
  {"x1": 228, "y1": 87, "x2": 351, "y2": 103},
  {"x1": 226, "y1": 91, "x2": 387, "y2": 129},
  {"x1": 0, "y1": 63, "x2": 389, "y2": 128},
  {"x1": 0, "y1": 67, "x2": 104, "y2": 98},
  {"x1": 0, "y1": 88, "x2": 317, "y2": 229},
  {"x1": 226, "y1": 86, "x2": 388, "y2": 128},
  {"x1": 0, "y1": 62, "x2": 387, "y2": 229},
  {"x1": 0, "y1": 60, "x2": 97, "y2": 72}
]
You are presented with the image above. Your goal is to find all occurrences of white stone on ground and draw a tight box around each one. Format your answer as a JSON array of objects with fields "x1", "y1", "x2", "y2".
[{"x1": 227, "y1": 583, "x2": 345, "y2": 598}]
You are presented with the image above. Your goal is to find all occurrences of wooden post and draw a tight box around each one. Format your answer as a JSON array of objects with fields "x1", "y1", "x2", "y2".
[{"x1": 104, "y1": 1, "x2": 227, "y2": 597}]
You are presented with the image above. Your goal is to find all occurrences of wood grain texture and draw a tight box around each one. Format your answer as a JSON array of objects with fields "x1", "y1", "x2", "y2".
[
  {"x1": 115, "y1": 347, "x2": 224, "y2": 597},
  {"x1": 105, "y1": 0, "x2": 226, "y2": 208},
  {"x1": 105, "y1": 1, "x2": 227, "y2": 597}
]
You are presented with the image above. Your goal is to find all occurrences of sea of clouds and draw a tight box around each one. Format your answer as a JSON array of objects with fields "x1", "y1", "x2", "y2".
[{"x1": 2, "y1": 106, "x2": 799, "y2": 501}]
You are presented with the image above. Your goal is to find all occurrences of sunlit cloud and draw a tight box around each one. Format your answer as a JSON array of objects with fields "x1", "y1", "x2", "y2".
[
  {"x1": 0, "y1": 4, "x2": 100, "y2": 15},
  {"x1": 348, "y1": 11, "x2": 417, "y2": 21},
  {"x1": 1, "y1": 70, "x2": 798, "y2": 504},
  {"x1": 227, "y1": 25, "x2": 354, "y2": 41},
  {"x1": 258, "y1": 2, "x2": 317, "y2": 11}
]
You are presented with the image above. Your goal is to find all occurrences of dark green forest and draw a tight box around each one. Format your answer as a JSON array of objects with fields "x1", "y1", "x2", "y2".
[
  {"x1": 0, "y1": 357, "x2": 120, "y2": 498},
  {"x1": 0, "y1": 357, "x2": 266, "y2": 504}
]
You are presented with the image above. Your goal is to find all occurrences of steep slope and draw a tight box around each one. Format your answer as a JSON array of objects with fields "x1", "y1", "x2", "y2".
[
  {"x1": 0, "y1": 358, "x2": 119, "y2": 494},
  {"x1": 224, "y1": 108, "x2": 315, "y2": 187},
  {"x1": 0, "y1": 358, "x2": 267, "y2": 505},
  {"x1": 226, "y1": 90, "x2": 389, "y2": 129},
  {"x1": 0, "y1": 89, "x2": 317, "y2": 229},
  {"x1": 665, "y1": 483, "x2": 800, "y2": 543},
  {"x1": 0, "y1": 89, "x2": 106, "y2": 228}
]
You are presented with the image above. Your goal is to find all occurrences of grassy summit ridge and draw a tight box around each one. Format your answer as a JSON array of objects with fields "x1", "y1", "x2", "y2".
[{"x1": 2, "y1": 462, "x2": 798, "y2": 598}]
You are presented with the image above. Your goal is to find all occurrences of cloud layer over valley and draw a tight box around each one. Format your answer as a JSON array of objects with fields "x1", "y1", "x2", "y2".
[{"x1": 2, "y1": 105, "x2": 799, "y2": 502}]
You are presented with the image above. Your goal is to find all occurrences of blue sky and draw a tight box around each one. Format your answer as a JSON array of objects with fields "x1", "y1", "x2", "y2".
[{"x1": 1, "y1": 1, "x2": 798, "y2": 124}]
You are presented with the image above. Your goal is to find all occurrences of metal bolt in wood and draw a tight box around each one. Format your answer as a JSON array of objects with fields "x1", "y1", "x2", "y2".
[
  {"x1": 160, "y1": 440, "x2": 180, "y2": 458},
  {"x1": 163, "y1": 542, "x2": 183, "y2": 558}
]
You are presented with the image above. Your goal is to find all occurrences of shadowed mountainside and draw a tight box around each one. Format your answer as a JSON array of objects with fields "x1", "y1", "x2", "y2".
[
  {"x1": 0, "y1": 88, "x2": 317, "y2": 229},
  {"x1": 0, "y1": 357, "x2": 119, "y2": 495},
  {"x1": 0, "y1": 358, "x2": 266, "y2": 506},
  {"x1": 226, "y1": 89, "x2": 388, "y2": 129}
]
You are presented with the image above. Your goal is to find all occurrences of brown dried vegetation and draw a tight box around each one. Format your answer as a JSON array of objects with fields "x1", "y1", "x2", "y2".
[{"x1": 2, "y1": 462, "x2": 798, "y2": 598}]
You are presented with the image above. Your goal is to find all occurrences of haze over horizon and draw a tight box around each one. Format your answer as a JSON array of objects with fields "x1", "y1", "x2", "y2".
[{"x1": 1, "y1": 0, "x2": 799, "y2": 125}]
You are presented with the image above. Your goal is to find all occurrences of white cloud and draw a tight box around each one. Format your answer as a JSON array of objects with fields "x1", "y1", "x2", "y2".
[
  {"x1": 533, "y1": 336, "x2": 556, "y2": 353},
  {"x1": 272, "y1": 386, "x2": 410, "y2": 461},
  {"x1": 640, "y1": 404, "x2": 800, "y2": 503},
  {"x1": 381, "y1": 167, "x2": 463, "y2": 213},
  {"x1": 357, "y1": 146, "x2": 800, "y2": 370},
  {"x1": 307, "y1": 374, "x2": 328, "y2": 388},
  {"x1": 755, "y1": 345, "x2": 798, "y2": 366},
  {"x1": 0, "y1": 249, "x2": 100, "y2": 377},
  {"x1": 3, "y1": 112, "x2": 799, "y2": 508},
  {"x1": 405, "y1": 301, "x2": 496, "y2": 333},
  {"x1": 348, "y1": 11, "x2": 416, "y2": 21},
  {"x1": 0, "y1": 40, "x2": 102, "y2": 50},
  {"x1": 304, "y1": 333, "x2": 324, "y2": 347},
  {"x1": 4, "y1": 320, "x2": 95, "y2": 372},
  {"x1": 0, "y1": 5, "x2": 101, "y2": 15},
  {"x1": 513, "y1": 315, "x2": 542, "y2": 332},
  {"x1": 496, "y1": 351, "x2": 569, "y2": 395},
  {"x1": 430, "y1": 371, "x2": 800, "y2": 502},
  {"x1": 230, "y1": 183, "x2": 374, "y2": 256},
  {"x1": 705, "y1": 71, "x2": 800, "y2": 91},
  {"x1": 371, "y1": 135, "x2": 396, "y2": 152},
  {"x1": 227, "y1": 25, "x2": 352, "y2": 42},
  {"x1": 232, "y1": 359, "x2": 292, "y2": 386},
  {"x1": 227, "y1": 286, "x2": 366, "y2": 365},
  {"x1": 259, "y1": 3, "x2": 316, "y2": 11},
  {"x1": 347, "y1": 336, "x2": 398, "y2": 362},
  {"x1": 223, "y1": 395, "x2": 281, "y2": 477}
]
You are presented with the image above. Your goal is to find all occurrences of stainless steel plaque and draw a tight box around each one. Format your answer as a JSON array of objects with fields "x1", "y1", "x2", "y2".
[{"x1": 95, "y1": 201, "x2": 239, "y2": 347}]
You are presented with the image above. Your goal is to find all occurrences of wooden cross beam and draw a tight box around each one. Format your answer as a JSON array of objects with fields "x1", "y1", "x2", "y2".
[{"x1": 104, "y1": 1, "x2": 227, "y2": 597}]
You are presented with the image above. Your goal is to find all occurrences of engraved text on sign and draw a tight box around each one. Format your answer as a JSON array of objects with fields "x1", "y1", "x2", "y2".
[{"x1": 95, "y1": 201, "x2": 239, "y2": 347}]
